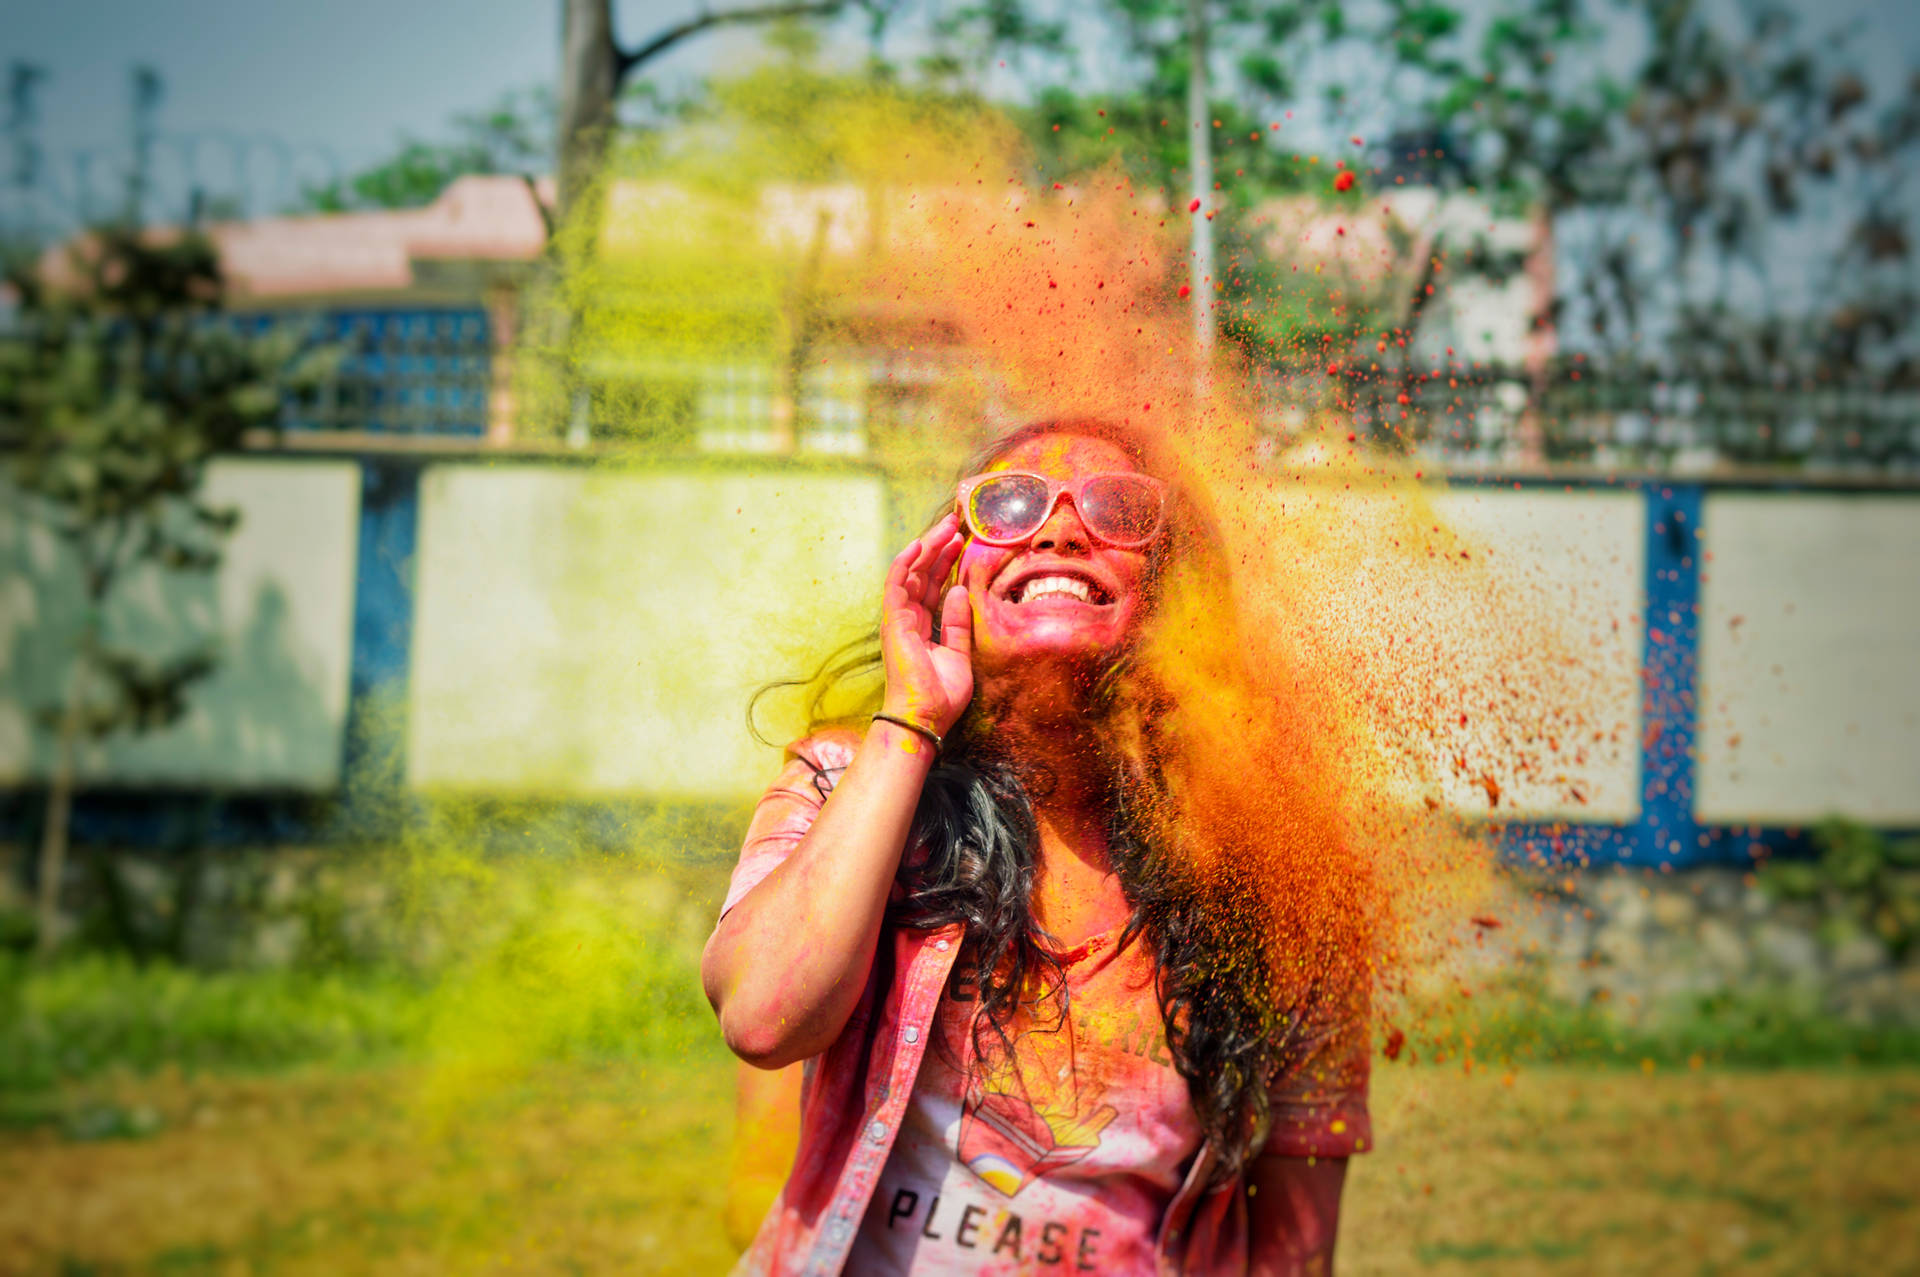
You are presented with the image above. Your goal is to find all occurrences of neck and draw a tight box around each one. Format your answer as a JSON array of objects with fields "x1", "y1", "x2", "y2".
[
  {"x1": 969, "y1": 669, "x2": 1126, "y2": 943},
  {"x1": 974, "y1": 670, "x2": 1105, "y2": 814}
]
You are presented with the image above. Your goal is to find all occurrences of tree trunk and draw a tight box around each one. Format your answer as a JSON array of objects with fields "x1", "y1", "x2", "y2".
[
  {"x1": 1187, "y1": 0, "x2": 1215, "y2": 368},
  {"x1": 35, "y1": 630, "x2": 90, "y2": 957},
  {"x1": 556, "y1": 0, "x2": 620, "y2": 226},
  {"x1": 1517, "y1": 205, "x2": 1556, "y2": 468}
]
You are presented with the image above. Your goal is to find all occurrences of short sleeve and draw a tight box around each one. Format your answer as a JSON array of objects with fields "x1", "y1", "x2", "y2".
[
  {"x1": 1260, "y1": 1003, "x2": 1372, "y2": 1160},
  {"x1": 719, "y1": 729, "x2": 862, "y2": 919}
]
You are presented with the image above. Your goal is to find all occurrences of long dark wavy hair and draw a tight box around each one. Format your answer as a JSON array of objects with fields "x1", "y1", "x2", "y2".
[{"x1": 753, "y1": 418, "x2": 1374, "y2": 1184}]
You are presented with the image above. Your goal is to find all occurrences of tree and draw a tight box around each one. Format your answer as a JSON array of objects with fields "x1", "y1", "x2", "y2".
[
  {"x1": 556, "y1": 0, "x2": 870, "y2": 222},
  {"x1": 934, "y1": 0, "x2": 1920, "y2": 464},
  {"x1": 0, "y1": 228, "x2": 319, "y2": 953},
  {"x1": 933, "y1": 0, "x2": 1464, "y2": 371},
  {"x1": 300, "y1": 89, "x2": 554, "y2": 213},
  {"x1": 1429, "y1": 0, "x2": 1920, "y2": 387}
]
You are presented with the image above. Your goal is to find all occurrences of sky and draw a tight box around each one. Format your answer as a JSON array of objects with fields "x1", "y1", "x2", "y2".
[
  {"x1": 3, "y1": 0, "x2": 1917, "y2": 230},
  {"x1": 3, "y1": 1, "x2": 771, "y2": 224}
]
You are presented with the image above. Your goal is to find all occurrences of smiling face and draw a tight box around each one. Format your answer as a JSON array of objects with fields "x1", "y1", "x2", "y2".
[{"x1": 956, "y1": 433, "x2": 1157, "y2": 681}]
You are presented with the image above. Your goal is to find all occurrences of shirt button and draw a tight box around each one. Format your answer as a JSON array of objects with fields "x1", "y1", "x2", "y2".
[
  {"x1": 934, "y1": 938, "x2": 950, "y2": 951},
  {"x1": 904, "y1": 1026, "x2": 920, "y2": 1044},
  {"x1": 868, "y1": 1119, "x2": 887, "y2": 1142}
]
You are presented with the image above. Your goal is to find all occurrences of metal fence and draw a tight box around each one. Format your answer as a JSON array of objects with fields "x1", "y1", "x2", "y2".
[
  {"x1": 236, "y1": 308, "x2": 492, "y2": 438},
  {"x1": 1333, "y1": 362, "x2": 1920, "y2": 473}
]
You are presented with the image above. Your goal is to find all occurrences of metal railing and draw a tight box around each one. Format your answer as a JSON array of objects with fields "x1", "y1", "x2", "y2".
[{"x1": 1329, "y1": 362, "x2": 1920, "y2": 474}]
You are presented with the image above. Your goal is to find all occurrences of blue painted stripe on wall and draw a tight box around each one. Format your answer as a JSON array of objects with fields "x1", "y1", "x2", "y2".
[
  {"x1": 341, "y1": 459, "x2": 421, "y2": 806},
  {"x1": 1499, "y1": 821, "x2": 1638, "y2": 868},
  {"x1": 1639, "y1": 483, "x2": 1705, "y2": 865},
  {"x1": 1500, "y1": 482, "x2": 1711, "y2": 867}
]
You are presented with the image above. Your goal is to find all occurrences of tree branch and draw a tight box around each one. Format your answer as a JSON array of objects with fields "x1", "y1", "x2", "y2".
[
  {"x1": 520, "y1": 172, "x2": 556, "y2": 240},
  {"x1": 616, "y1": 1, "x2": 850, "y2": 83}
]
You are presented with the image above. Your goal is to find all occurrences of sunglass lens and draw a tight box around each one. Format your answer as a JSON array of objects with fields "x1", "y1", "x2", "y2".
[
  {"x1": 970, "y1": 474, "x2": 1052, "y2": 541},
  {"x1": 1081, "y1": 475, "x2": 1163, "y2": 544}
]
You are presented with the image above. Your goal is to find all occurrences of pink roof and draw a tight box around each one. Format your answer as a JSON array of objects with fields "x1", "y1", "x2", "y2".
[{"x1": 39, "y1": 175, "x2": 555, "y2": 302}]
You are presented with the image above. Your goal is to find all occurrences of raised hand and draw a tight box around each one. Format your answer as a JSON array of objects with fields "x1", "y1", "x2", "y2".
[{"x1": 878, "y1": 513, "x2": 973, "y2": 736}]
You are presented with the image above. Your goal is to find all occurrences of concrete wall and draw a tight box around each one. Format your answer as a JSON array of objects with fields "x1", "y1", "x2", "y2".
[
  {"x1": 0, "y1": 459, "x2": 360, "y2": 789},
  {"x1": 4, "y1": 451, "x2": 1916, "y2": 849},
  {"x1": 1696, "y1": 494, "x2": 1920, "y2": 824},
  {"x1": 406, "y1": 465, "x2": 888, "y2": 800},
  {"x1": 1429, "y1": 488, "x2": 1646, "y2": 821}
]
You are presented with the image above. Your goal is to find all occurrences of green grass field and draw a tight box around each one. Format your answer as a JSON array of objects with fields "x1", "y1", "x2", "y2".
[
  {"x1": 4, "y1": 1048, "x2": 1916, "y2": 1275},
  {"x1": 4, "y1": 851, "x2": 1917, "y2": 1275}
]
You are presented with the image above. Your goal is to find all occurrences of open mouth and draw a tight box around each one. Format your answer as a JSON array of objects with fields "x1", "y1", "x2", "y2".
[{"x1": 1008, "y1": 571, "x2": 1114, "y2": 605}]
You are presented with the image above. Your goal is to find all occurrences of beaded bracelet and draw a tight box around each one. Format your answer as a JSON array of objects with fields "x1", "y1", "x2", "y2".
[{"x1": 870, "y1": 712, "x2": 943, "y2": 756}]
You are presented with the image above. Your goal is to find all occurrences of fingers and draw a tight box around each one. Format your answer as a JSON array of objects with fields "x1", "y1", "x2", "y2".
[
  {"x1": 938, "y1": 584, "x2": 972, "y2": 659},
  {"x1": 922, "y1": 515, "x2": 965, "y2": 613},
  {"x1": 889, "y1": 516, "x2": 962, "y2": 616},
  {"x1": 882, "y1": 536, "x2": 919, "y2": 619}
]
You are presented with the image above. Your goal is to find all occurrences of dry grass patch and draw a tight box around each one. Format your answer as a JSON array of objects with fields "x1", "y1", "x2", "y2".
[{"x1": 4, "y1": 1057, "x2": 1915, "y2": 1275}]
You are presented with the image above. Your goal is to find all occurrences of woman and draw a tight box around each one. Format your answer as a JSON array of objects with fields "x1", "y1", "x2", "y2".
[{"x1": 703, "y1": 419, "x2": 1374, "y2": 1275}]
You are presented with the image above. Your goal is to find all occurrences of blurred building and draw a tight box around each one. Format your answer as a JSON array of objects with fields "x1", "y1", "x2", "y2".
[
  {"x1": 30, "y1": 175, "x2": 1558, "y2": 461},
  {"x1": 5, "y1": 175, "x2": 1916, "y2": 866},
  {"x1": 38, "y1": 174, "x2": 553, "y2": 443}
]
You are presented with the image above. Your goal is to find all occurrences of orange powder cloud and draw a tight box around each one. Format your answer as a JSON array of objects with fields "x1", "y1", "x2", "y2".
[{"x1": 575, "y1": 78, "x2": 1627, "y2": 1042}]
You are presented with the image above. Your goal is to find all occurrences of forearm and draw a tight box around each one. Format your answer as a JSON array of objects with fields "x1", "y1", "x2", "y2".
[
  {"x1": 702, "y1": 718, "x2": 936, "y2": 1067},
  {"x1": 1247, "y1": 1156, "x2": 1348, "y2": 1277}
]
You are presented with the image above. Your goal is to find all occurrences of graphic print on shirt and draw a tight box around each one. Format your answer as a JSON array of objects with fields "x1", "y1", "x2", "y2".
[
  {"x1": 951, "y1": 978, "x2": 1176, "y2": 1198},
  {"x1": 848, "y1": 931, "x2": 1206, "y2": 1275},
  {"x1": 958, "y1": 1077, "x2": 1117, "y2": 1197}
]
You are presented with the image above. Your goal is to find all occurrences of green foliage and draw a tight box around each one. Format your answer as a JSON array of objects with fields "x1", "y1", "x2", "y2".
[
  {"x1": 0, "y1": 852, "x2": 726, "y2": 1094},
  {"x1": 1018, "y1": 88, "x2": 1318, "y2": 199},
  {"x1": 3, "y1": 230, "x2": 286, "y2": 558},
  {"x1": 0, "y1": 952, "x2": 436, "y2": 1091},
  {"x1": 300, "y1": 89, "x2": 553, "y2": 213},
  {"x1": 1423, "y1": 0, "x2": 1920, "y2": 382},
  {"x1": 915, "y1": 0, "x2": 1919, "y2": 395},
  {"x1": 1760, "y1": 820, "x2": 1920, "y2": 959},
  {"x1": 1422, "y1": 982, "x2": 1920, "y2": 1069},
  {"x1": 0, "y1": 225, "x2": 327, "y2": 851}
]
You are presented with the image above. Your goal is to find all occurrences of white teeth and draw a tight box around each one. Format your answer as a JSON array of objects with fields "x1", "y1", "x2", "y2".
[{"x1": 1016, "y1": 575, "x2": 1094, "y2": 603}]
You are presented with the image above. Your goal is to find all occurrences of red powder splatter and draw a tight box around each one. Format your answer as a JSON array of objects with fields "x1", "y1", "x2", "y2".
[{"x1": 783, "y1": 117, "x2": 1630, "y2": 1075}]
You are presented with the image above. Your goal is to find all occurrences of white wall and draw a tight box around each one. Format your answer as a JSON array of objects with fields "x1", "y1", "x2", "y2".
[
  {"x1": 407, "y1": 465, "x2": 888, "y2": 800},
  {"x1": 1427, "y1": 488, "x2": 1645, "y2": 821},
  {"x1": 1696, "y1": 494, "x2": 1920, "y2": 824},
  {"x1": 1253, "y1": 477, "x2": 1644, "y2": 823},
  {"x1": 0, "y1": 459, "x2": 361, "y2": 789}
]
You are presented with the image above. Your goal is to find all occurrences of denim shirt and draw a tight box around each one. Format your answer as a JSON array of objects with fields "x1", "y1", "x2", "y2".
[{"x1": 723, "y1": 731, "x2": 1371, "y2": 1277}]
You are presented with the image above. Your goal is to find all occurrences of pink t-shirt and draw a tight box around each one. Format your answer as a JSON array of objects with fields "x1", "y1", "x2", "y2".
[
  {"x1": 724, "y1": 731, "x2": 1373, "y2": 1277},
  {"x1": 846, "y1": 926, "x2": 1200, "y2": 1275}
]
